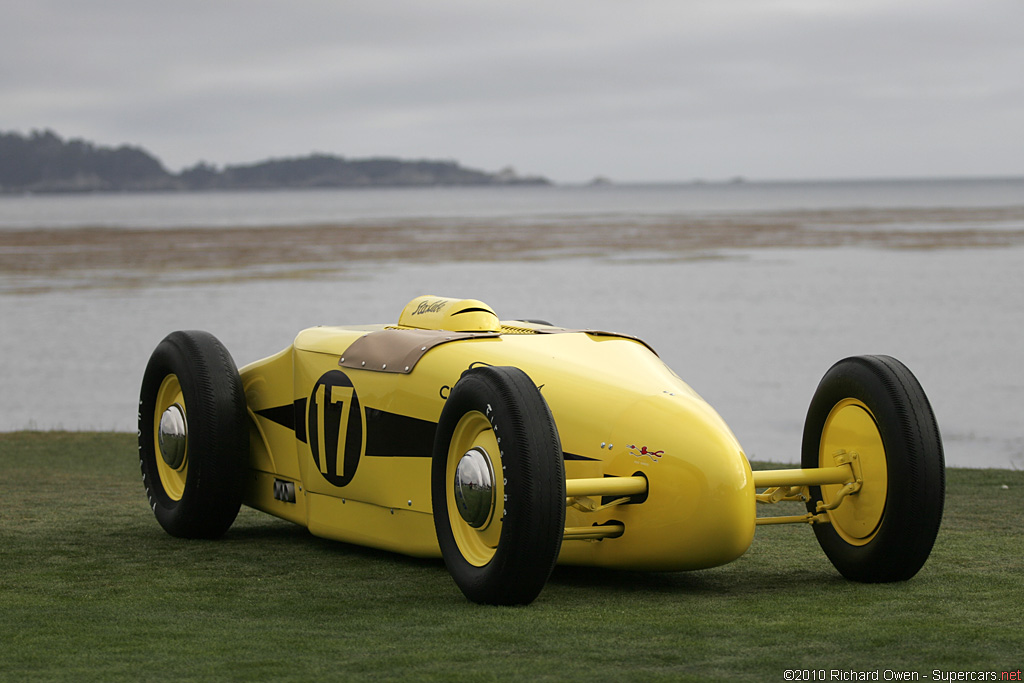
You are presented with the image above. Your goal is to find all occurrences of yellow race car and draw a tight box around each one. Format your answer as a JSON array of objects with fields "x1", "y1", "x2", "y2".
[{"x1": 138, "y1": 295, "x2": 945, "y2": 605}]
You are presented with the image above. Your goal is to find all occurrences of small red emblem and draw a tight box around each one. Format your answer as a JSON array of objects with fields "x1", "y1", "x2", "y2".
[{"x1": 628, "y1": 444, "x2": 664, "y2": 462}]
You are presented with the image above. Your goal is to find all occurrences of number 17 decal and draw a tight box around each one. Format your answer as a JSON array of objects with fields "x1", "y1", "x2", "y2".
[{"x1": 308, "y1": 370, "x2": 364, "y2": 487}]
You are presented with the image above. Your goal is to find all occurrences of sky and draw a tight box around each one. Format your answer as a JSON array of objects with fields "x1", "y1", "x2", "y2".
[{"x1": 4, "y1": 0, "x2": 1023, "y2": 183}]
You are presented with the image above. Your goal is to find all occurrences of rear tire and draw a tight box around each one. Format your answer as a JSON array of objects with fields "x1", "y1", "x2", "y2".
[
  {"x1": 431, "y1": 366, "x2": 565, "y2": 605},
  {"x1": 138, "y1": 330, "x2": 247, "y2": 539},
  {"x1": 802, "y1": 355, "x2": 944, "y2": 582}
]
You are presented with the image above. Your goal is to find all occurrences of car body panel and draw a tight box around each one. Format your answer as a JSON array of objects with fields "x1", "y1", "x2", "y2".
[{"x1": 238, "y1": 296, "x2": 756, "y2": 571}]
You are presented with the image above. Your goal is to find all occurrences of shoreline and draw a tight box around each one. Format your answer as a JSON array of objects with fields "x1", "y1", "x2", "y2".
[{"x1": 4, "y1": 206, "x2": 1024, "y2": 293}]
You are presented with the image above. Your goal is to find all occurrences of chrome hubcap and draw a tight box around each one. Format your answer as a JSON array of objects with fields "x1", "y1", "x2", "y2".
[
  {"x1": 454, "y1": 447, "x2": 495, "y2": 528},
  {"x1": 158, "y1": 403, "x2": 188, "y2": 470}
]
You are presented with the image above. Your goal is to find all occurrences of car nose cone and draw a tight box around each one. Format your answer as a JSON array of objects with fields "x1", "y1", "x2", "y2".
[{"x1": 454, "y1": 447, "x2": 495, "y2": 528}]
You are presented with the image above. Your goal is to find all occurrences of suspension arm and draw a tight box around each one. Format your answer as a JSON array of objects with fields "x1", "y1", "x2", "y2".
[
  {"x1": 753, "y1": 453, "x2": 861, "y2": 526},
  {"x1": 565, "y1": 476, "x2": 647, "y2": 499},
  {"x1": 752, "y1": 465, "x2": 853, "y2": 489}
]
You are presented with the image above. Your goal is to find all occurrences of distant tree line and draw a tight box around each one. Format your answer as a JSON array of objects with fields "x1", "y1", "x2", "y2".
[
  {"x1": 0, "y1": 130, "x2": 173, "y2": 192},
  {"x1": 0, "y1": 130, "x2": 549, "y2": 193}
]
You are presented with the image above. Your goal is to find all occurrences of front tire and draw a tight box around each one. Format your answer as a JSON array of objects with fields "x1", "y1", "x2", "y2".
[
  {"x1": 138, "y1": 330, "x2": 247, "y2": 538},
  {"x1": 802, "y1": 355, "x2": 945, "y2": 582},
  {"x1": 431, "y1": 366, "x2": 565, "y2": 605}
]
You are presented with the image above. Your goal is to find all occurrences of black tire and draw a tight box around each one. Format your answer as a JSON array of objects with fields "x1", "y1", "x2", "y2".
[
  {"x1": 802, "y1": 355, "x2": 945, "y2": 582},
  {"x1": 431, "y1": 366, "x2": 565, "y2": 605},
  {"x1": 138, "y1": 330, "x2": 247, "y2": 539}
]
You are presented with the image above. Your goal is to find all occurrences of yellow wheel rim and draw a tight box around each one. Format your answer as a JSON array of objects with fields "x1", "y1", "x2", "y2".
[
  {"x1": 819, "y1": 398, "x2": 888, "y2": 546},
  {"x1": 446, "y1": 411, "x2": 504, "y2": 567},
  {"x1": 153, "y1": 374, "x2": 189, "y2": 501}
]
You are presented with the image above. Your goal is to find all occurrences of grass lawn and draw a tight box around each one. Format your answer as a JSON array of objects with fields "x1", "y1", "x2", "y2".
[{"x1": 1, "y1": 431, "x2": 1021, "y2": 681}]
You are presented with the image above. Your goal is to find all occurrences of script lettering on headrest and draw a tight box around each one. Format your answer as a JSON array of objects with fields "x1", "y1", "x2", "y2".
[{"x1": 413, "y1": 299, "x2": 448, "y2": 315}]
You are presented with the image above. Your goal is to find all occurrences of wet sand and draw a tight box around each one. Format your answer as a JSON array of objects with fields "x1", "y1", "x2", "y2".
[{"x1": 3, "y1": 206, "x2": 1024, "y2": 293}]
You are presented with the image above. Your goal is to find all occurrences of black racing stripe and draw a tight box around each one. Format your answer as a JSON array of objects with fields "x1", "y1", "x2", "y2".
[
  {"x1": 253, "y1": 398, "x2": 308, "y2": 444},
  {"x1": 563, "y1": 451, "x2": 598, "y2": 462},
  {"x1": 257, "y1": 401, "x2": 598, "y2": 462},
  {"x1": 364, "y1": 408, "x2": 437, "y2": 458},
  {"x1": 294, "y1": 398, "x2": 307, "y2": 443},
  {"x1": 255, "y1": 404, "x2": 294, "y2": 430}
]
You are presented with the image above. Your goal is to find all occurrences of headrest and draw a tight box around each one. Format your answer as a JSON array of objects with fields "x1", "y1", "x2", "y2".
[{"x1": 398, "y1": 296, "x2": 501, "y2": 333}]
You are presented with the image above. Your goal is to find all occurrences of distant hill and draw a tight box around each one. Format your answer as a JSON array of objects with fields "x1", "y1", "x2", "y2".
[
  {"x1": 0, "y1": 130, "x2": 550, "y2": 193},
  {"x1": 0, "y1": 130, "x2": 174, "y2": 192}
]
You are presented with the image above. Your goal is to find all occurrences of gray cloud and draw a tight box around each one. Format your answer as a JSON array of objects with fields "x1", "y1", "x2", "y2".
[{"x1": 4, "y1": 0, "x2": 1022, "y2": 181}]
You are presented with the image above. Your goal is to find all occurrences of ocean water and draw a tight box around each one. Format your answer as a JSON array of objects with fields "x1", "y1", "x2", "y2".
[
  {"x1": 1, "y1": 180, "x2": 1022, "y2": 469},
  {"x1": 3, "y1": 177, "x2": 1024, "y2": 230}
]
